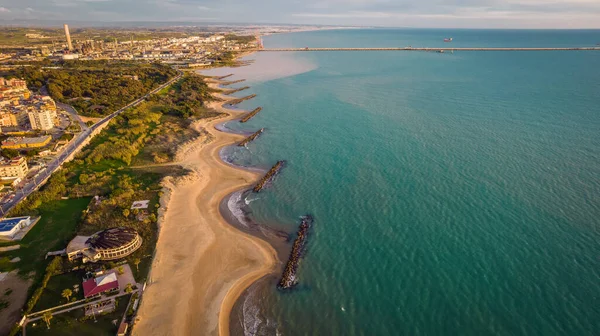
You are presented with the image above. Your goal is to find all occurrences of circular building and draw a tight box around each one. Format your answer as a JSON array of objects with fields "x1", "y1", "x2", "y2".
[
  {"x1": 67, "y1": 227, "x2": 142, "y2": 263},
  {"x1": 88, "y1": 227, "x2": 143, "y2": 261}
]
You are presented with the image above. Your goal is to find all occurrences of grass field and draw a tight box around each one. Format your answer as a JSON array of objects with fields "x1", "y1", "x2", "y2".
[
  {"x1": 26, "y1": 295, "x2": 130, "y2": 336},
  {"x1": 33, "y1": 271, "x2": 85, "y2": 312},
  {"x1": 0, "y1": 198, "x2": 90, "y2": 276}
]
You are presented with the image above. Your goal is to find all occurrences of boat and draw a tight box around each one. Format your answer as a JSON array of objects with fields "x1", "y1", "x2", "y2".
[{"x1": 444, "y1": 38, "x2": 453, "y2": 42}]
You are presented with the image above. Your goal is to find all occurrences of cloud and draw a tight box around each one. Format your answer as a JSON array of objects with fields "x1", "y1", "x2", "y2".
[
  {"x1": 0, "y1": 7, "x2": 10, "y2": 13},
  {"x1": 0, "y1": 0, "x2": 598, "y2": 28}
]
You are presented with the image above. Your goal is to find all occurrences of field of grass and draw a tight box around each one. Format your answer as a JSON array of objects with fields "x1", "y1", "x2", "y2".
[
  {"x1": 0, "y1": 198, "x2": 90, "y2": 276},
  {"x1": 27, "y1": 295, "x2": 130, "y2": 336},
  {"x1": 33, "y1": 271, "x2": 85, "y2": 312}
]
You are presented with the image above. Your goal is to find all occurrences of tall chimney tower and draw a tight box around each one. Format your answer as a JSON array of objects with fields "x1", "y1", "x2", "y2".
[{"x1": 63, "y1": 24, "x2": 73, "y2": 51}]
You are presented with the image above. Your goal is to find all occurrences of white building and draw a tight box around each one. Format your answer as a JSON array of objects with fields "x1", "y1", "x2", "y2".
[
  {"x1": 0, "y1": 216, "x2": 33, "y2": 238},
  {"x1": 28, "y1": 109, "x2": 54, "y2": 130}
]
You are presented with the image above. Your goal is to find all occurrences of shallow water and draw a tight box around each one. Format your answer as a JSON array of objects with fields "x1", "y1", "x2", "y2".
[{"x1": 216, "y1": 29, "x2": 600, "y2": 336}]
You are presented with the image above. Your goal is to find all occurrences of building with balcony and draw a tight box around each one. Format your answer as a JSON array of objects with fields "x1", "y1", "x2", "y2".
[
  {"x1": 0, "y1": 156, "x2": 28, "y2": 178},
  {"x1": 28, "y1": 109, "x2": 55, "y2": 130}
]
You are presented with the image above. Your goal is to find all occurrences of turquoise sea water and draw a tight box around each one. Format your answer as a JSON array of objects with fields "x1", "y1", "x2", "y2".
[{"x1": 221, "y1": 29, "x2": 600, "y2": 335}]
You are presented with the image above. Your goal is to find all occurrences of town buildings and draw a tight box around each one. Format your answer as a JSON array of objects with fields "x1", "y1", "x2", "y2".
[
  {"x1": 0, "y1": 112, "x2": 17, "y2": 127},
  {"x1": 82, "y1": 271, "x2": 120, "y2": 298},
  {"x1": 28, "y1": 109, "x2": 55, "y2": 130},
  {"x1": 0, "y1": 156, "x2": 29, "y2": 178},
  {"x1": 1, "y1": 136, "x2": 52, "y2": 149},
  {"x1": 0, "y1": 77, "x2": 57, "y2": 131}
]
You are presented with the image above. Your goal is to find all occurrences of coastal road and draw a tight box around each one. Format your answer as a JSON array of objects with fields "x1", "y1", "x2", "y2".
[{"x1": 0, "y1": 72, "x2": 182, "y2": 216}]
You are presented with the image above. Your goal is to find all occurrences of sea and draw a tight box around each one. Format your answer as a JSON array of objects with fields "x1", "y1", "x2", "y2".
[{"x1": 203, "y1": 29, "x2": 600, "y2": 336}]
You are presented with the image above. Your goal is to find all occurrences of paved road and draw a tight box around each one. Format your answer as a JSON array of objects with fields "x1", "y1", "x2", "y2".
[
  {"x1": 56, "y1": 102, "x2": 89, "y2": 132},
  {"x1": 0, "y1": 72, "x2": 182, "y2": 216},
  {"x1": 40, "y1": 85, "x2": 89, "y2": 133}
]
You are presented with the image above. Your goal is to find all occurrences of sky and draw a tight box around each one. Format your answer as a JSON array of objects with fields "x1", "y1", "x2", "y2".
[{"x1": 0, "y1": 0, "x2": 599, "y2": 28}]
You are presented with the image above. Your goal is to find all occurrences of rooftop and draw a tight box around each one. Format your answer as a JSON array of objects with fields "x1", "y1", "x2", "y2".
[
  {"x1": 83, "y1": 271, "x2": 119, "y2": 297},
  {"x1": 66, "y1": 235, "x2": 90, "y2": 254},
  {"x1": 2, "y1": 136, "x2": 51, "y2": 146},
  {"x1": 131, "y1": 200, "x2": 149, "y2": 210},
  {"x1": 87, "y1": 227, "x2": 139, "y2": 251}
]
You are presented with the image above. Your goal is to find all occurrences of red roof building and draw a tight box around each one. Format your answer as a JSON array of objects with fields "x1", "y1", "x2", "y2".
[{"x1": 83, "y1": 271, "x2": 119, "y2": 298}]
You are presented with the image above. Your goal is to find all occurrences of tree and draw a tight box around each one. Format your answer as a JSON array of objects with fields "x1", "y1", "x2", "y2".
[
  {"x1": 0, "y1": 148, "x2": 19, "y2": 159},
  {"x1": 61, "y1": 288, "x2": 72, "y2": 303},
  {"x1": 117, "y1": 266, "x2": 124, "y2": 275},
  {"x1": 79, "y1": 173, "x2": 89, "y2": 184},
  {"x1": 122, "y1": 209, "x2": 130, "y2": 218},
  {"x1": 42, "y1": 311, "x2": 53, "y2": 329},
  {"x1": 133, "y1": 258, "x2": 141, "y2": 272},
  {"x1": 124, "y1": 283, "x2": 133, "y2": 293}
]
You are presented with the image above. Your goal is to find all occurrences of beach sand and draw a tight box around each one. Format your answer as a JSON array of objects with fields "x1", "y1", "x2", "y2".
[{"x1": 133, "y1": 80, "x2": 278, "y2": 336}]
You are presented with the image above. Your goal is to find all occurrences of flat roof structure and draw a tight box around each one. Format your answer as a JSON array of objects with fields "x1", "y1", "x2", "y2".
[
  {"x1": 131, "y1": 200, "x2": 149, "y2": 210},
  {"x1": 0, "y1": 216, "x2": 29, "y2": 232},
  {"x1": 66, "y1": 235, "x2": 90, "y2": 255},
  {"x1": 0, "y1": 216, "x2": 32, "y2": 238}
]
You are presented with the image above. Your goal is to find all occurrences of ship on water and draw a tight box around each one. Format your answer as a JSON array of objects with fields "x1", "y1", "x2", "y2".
[{"x1": 444, "y1": 37, "x2": 453, "y2": 42}]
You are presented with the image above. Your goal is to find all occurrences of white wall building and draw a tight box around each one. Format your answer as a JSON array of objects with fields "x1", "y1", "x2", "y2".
[
  {"x1": 28, "y1": 109, "x2": 54, "y2": 130},
  {"x1": 0, "y1": 216, "x2": 33, "y2": 238}
]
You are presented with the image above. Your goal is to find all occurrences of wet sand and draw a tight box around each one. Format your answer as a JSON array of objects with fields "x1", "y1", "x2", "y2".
[{"x1": 133, "y1": 80, "x2": 278, "y2": 336}]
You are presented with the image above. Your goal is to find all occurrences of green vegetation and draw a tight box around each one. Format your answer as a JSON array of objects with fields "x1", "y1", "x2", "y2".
[
  {"x1": 34, "y1": 272, "x2": 83, "y2": 311},
  {"x1": 27, "y1": 295, "x2": 130, "y2": 336},
  {"x1": 224, "y1": 34, "x2": 256, "y2": 44},
  {"x1": 42, "y1": 311, "x2": 53, "y2": 329},
  {"x1": 4, "y1": 61, "x2": 177, "y2": 117},
  {"x1": 212, "y1": 51, "x2": 237, "y2": 66},
  {"x1": 2, "y1": 72, "x2": 220, "y2": 336},
  {"x1": 0, "y1": 199, "x2": 90, "y2": 275}
]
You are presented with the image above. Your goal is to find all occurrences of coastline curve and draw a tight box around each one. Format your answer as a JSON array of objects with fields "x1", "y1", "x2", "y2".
[{"x1": 133, "y1": 76, "x2": 279, "y2": 336}]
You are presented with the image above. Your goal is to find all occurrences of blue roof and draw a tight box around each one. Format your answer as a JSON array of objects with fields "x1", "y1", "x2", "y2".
[{"x1": 0, "y1": 216, "x2": 29, "y2": 232}]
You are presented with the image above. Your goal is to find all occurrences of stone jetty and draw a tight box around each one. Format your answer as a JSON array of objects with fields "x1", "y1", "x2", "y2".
[
  {"x1": 227, "y1": 94, "x2": 257, "y2": 106},
  {"x1": 278, "y1": 215, "x2": 314, "y2": 290},
  {"x1": 238, "y1": 128, "x2": 264, "y2": 147},
  {"x1": 216, "y1": 73, "x2": 234, "y2": 80},
  {"x1": 240, "y1": 107, "x2": 262, "y2": 123},
  {"x1": 221, "y1": 79, "x2": 246, "y2": 86},
  {"x1": 225, "y1": 86, "x2": 250, "y2": 94},
  {"x1": 253, "y1": 161, "x2": 285, "y2": 192}
]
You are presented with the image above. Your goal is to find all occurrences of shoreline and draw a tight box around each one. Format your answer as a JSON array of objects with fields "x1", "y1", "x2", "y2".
[{"x1": 134, "y1": 65, "x2": 280, "y2": 335}]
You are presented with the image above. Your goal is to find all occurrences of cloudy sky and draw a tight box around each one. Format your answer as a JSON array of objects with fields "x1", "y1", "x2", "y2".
[{"x1": 0, "y1": 0, "x2": 599, "y2": 28}]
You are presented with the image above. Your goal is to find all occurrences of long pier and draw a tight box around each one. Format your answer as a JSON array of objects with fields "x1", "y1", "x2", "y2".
[{"x1": 255, "y1": 47, "x2": 600, "y2": 52}]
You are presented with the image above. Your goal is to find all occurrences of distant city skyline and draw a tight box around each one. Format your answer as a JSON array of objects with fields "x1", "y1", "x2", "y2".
[{"x1": 1, "y1": 0, "x2": 599, "y2": 29}]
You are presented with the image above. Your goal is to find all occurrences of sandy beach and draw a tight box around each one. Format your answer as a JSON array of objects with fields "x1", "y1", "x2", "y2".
[{"x1": 133, "y1": 78, "x2": 278, "y2": 336}]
